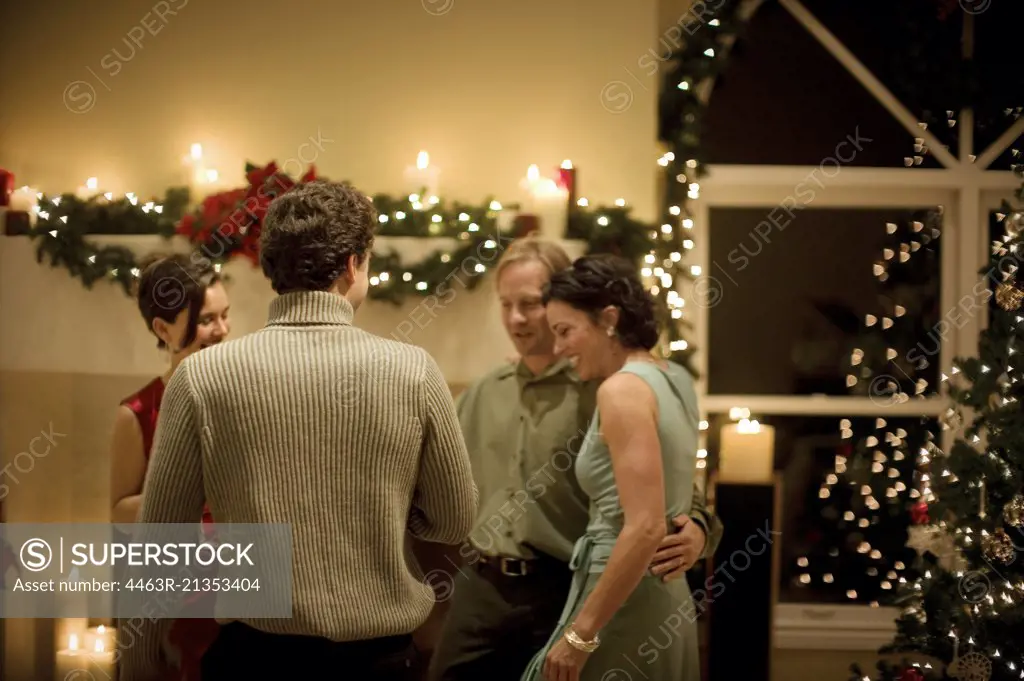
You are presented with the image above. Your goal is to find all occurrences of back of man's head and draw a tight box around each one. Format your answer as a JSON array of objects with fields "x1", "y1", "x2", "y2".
[{"x1": 260, "y1": 180, "x2": 377, "y2": 294}]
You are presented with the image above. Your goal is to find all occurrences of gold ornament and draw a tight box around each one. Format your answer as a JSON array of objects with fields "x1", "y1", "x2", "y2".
[
  {"x1": 995, "y1": 282, "x2": 1024, "y2": 311},
  {"x1": 982, "y1": 528, "x2": 1015, "y2": 565},
  {"x1": 1006, "y1": 211, "x2": 1024, "y2": 238},
  {"x1": 948, "y1": 636, "x2": 992, "y2": 681},
  {"x1": 1004, "y1": 494, "x2": 1024, "y2": 528}
]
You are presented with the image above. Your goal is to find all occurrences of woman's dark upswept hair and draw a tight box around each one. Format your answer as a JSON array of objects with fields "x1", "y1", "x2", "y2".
[
  {"x1": 259, "y1": 179, "x2": 377, "y2": 294},
  {"x1": 135, "y1": 253, "x2": 220, "y2": 350},
  {"x1": 543, "y1": 253, "x2": 660, "y2": 350}
]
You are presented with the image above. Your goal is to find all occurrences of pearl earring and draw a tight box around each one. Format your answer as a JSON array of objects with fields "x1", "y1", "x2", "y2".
[{"x1": 606, "y1": 327, "x2": 615, "y2": 337}]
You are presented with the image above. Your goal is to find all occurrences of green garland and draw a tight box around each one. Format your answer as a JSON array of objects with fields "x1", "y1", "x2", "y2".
[
  {"x1": 17, "y1": 2, "x2": 753, "y2": 373},
  {"x1": 656, "y1": 0, "x2": 753, "y2": 373},
  {"x1": 18, "y1": 186, "x2": 662, "y2": 304}
]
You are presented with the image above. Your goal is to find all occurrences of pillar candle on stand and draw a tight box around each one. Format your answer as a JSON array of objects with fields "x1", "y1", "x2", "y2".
[
  {"x1": 718, "y1": 418, "x2": 775, "y2": 484},
  {"x1": 404, "y1": 150, "x2": 440, "y2": 198}
]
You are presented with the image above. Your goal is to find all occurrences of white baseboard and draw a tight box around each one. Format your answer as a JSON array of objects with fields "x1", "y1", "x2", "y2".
[{"x1": 774, "y1": 603, "x2": 898, "y2": 650}]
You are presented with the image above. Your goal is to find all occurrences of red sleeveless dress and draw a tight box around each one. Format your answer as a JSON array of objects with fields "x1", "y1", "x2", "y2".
[{"x1": 121, "y1": 377, "x2": 220, "y2": 681}]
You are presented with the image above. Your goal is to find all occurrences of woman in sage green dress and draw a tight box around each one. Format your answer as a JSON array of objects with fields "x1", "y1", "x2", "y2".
[{"x1": 522, "y1": 254, "x2": 701, "y2": 681}]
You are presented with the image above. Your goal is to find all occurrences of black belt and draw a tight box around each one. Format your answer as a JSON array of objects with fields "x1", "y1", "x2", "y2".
[{"x1": 476, "y1": 552, "x2": 567, "y2": 578}]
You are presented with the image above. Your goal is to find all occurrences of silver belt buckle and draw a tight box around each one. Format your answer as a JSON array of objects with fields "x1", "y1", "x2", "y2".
[{"x1": 500, "y1": 557, "x2": 527, "y2": 577}]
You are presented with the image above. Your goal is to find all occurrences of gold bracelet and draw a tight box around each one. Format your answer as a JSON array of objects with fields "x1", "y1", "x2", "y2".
[{"x1": 563, "y1": 627, "x2": 600, "y2": 653}]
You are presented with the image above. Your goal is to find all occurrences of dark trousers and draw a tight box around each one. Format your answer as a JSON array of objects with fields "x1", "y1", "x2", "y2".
[
  {"x1": 427, "y1": 560, "x2": 572, "y2": 681},
  {"x1": 201, "y1": 622, "x2": 421, "y2": 681}
]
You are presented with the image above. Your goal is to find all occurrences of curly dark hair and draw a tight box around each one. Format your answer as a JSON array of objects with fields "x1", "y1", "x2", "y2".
[
  {"x1": 135, "y1": 252, "x2": 220, "y2": 350},
  {"x1": 543, "y1": 254, "x2": 660, "y2": 350},
  {"x1": 259, "y1": 180, "x2": 377, "y2": 293}
]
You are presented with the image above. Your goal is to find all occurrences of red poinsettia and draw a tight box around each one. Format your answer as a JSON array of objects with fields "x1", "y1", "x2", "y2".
[{"x1": 175, "y1": 161, "x2": 319, "y2": 265}]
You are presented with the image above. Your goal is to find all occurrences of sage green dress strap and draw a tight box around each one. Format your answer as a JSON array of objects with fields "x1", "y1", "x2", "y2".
[{"x1": 521, "y1": 361, "x2": 702, "y2": 681}]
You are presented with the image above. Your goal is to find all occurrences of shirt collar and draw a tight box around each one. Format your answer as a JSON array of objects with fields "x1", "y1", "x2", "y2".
[
  {"x1": 498, "y1": 357, "x2": 579, "y2": 383},
  {"x1": 266, "y1": 291, "x2": 355, "y2": 327}
]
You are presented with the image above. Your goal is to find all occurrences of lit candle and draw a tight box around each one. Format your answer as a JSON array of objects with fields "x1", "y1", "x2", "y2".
[
  {"x1": 83, "y1": 624, "x2": 116, "y2": 656},
  {"x1": 184, "y1": 143, "x2": 220, "y2": 200},
  {"x1": 75, "y1": 177, "x2": 99, "y2": 199},
  {"x1": 56, "y1": 634, "x2": 116, "y2": 681},
  {"x1": 403, "y1": 150, "x2": 440, "y2": 198},
  {"x1": 718, "y1": 418, "x2": 775, "y2": 484},
  {"x1": 9, "y1": 185, "x2": 38, "y2": 213},
  {"x1": 521, "y1": 164, "x2": 568, "y2": 240}
]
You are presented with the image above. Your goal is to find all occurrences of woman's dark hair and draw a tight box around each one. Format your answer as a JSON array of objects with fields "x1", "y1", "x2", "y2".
[
  {"x1": 135, "y1": 253, "x2": 220, "y2": 350},
  {"x1": 259, "y1": 180, "x2": 377, "y2": 293},
  {"x1": 543, "y1": 254, "x2": 660, "y2": 350}
]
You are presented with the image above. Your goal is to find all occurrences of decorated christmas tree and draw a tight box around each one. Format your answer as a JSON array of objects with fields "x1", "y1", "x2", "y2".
[
  {"x1": 850, "y1": 171, "x2": 1024, "y2": 681},
  {"x1": 788, "y1": 211, "x2": 943, "y2": 605}
]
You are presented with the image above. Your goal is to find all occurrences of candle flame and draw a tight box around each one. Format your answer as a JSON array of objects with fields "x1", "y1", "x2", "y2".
[
  {"x1": 729, "y1": 407, "x2": 751, "y2": 421},
  {"x1": 527, "y1": 164, "x2": 540, "y2": 183},
  {"x1": 561, "y1": 159, "x2": 573, "y2": 169},
  {"x1": 737, "y1": 418, "x2": 761, "y2": 434},
  {"x1": 97, "y1": 625, "x2": 105, "y2": 634},
  {"x1": 69, "y1": 634, "x2": 79, "y2": 651},
  {"x1": 190, "y1": 143, "x2": 203, "y2": 160},
  {"x1": 86, "y1": 177, "x2": 98, "y2": 190},
  {"x1": 416, "y1": 151, "x2": 430, "y2": 170}
]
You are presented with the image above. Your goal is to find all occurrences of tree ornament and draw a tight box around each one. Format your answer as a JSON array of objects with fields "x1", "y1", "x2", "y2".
[
  {"x1": 899, "y1": 668, "x2": 924, "y2": 681},
  {"x1": 1005, "y1": 211, "x2": 1024, "y2": 238},
  {"x1": 911, "y1": 501, "x2": 929, "y2": 525},
  {"x1": 1004, "y1": 494, "x2": 1024, "y2": 528},
  {"x1": 982, "y1": 528, "x2": 1015, "y2": 565},
  {"x1": 995, "y1": 282, "x2": 1024, "y2": 311},
  {"x1": 948, "y1": 636, "x2": 992, "y2": 681}
]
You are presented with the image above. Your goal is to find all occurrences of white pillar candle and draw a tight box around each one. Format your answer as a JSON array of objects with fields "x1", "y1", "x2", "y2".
[
  {"x1": 403, "y1": 150, "x2": 440, "y2": 199},
  {"x1": 55, "y1": 634, "x2": 116, "y2": 681},
  {"x1": 83, "y1": 625, "x2": 115, "y2": 657},
  {"x1": 9, "y1": 185, "x2": 38, "y2": 213},
  {"x1": 74, "y1": 177, "x2": 99, "y2": 200},
  {"x1": 521, "y1": 165, "x2": 568, "y2": 240},
  {"x1": 719, "y1": 418, "x2": 775, "y2": 484}
]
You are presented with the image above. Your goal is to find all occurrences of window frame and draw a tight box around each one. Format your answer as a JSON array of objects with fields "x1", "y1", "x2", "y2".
[{"x1": 689, "y1": 173, "x2": 1020, "y2": 646}]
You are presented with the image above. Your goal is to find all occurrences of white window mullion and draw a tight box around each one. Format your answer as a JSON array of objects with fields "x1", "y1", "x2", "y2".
[{"x1": 703, "y1": 395, "x2": 947, "y2": 417}]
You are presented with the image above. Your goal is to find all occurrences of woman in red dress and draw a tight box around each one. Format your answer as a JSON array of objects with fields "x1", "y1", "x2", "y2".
[{"x1": 110, "y1": 253, "x2": 231, "y2": 681}]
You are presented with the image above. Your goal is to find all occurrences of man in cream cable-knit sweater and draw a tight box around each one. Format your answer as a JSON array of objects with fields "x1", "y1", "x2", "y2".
[{"x1": 122, "y1": 180, "x2": 478, "y2": 681}]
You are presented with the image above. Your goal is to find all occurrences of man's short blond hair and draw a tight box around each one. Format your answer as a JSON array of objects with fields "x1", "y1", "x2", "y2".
[{"x1": 495, "y1": 234, "x2": 572, "y2": 282}]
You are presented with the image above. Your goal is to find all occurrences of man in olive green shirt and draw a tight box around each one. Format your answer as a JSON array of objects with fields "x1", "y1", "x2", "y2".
[{"x1": 427, "y1": 237, "x2": 722, "y2": 681}]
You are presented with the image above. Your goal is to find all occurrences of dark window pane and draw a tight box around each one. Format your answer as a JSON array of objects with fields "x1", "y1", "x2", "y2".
[
  {"x1": 705, "y1": 414, "x2": 938, "y2": 605},
  {"x1": 703, "y1": 2, "x2": 940, "y2": 168},
  {"x1": 982, "y1": 133, "x2": 1023, "y2": 173},
  {"x1": 706, "y1": 207, "x2": 942, "y2": 397},
  {"x1": 706, "y1": 1, "x2": 1024, "y2": 166}
]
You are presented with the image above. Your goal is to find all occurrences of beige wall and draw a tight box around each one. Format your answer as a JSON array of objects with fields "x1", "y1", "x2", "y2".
[
  {"x1": 1, "y1": 0, "x2": 659, "y2": 221},
  {"x1": 0, "y1": 235, "x2": 593, "y2": 381},
  {"x1": 2, "y1": 0, "x2": 659, "y2": 673}
]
